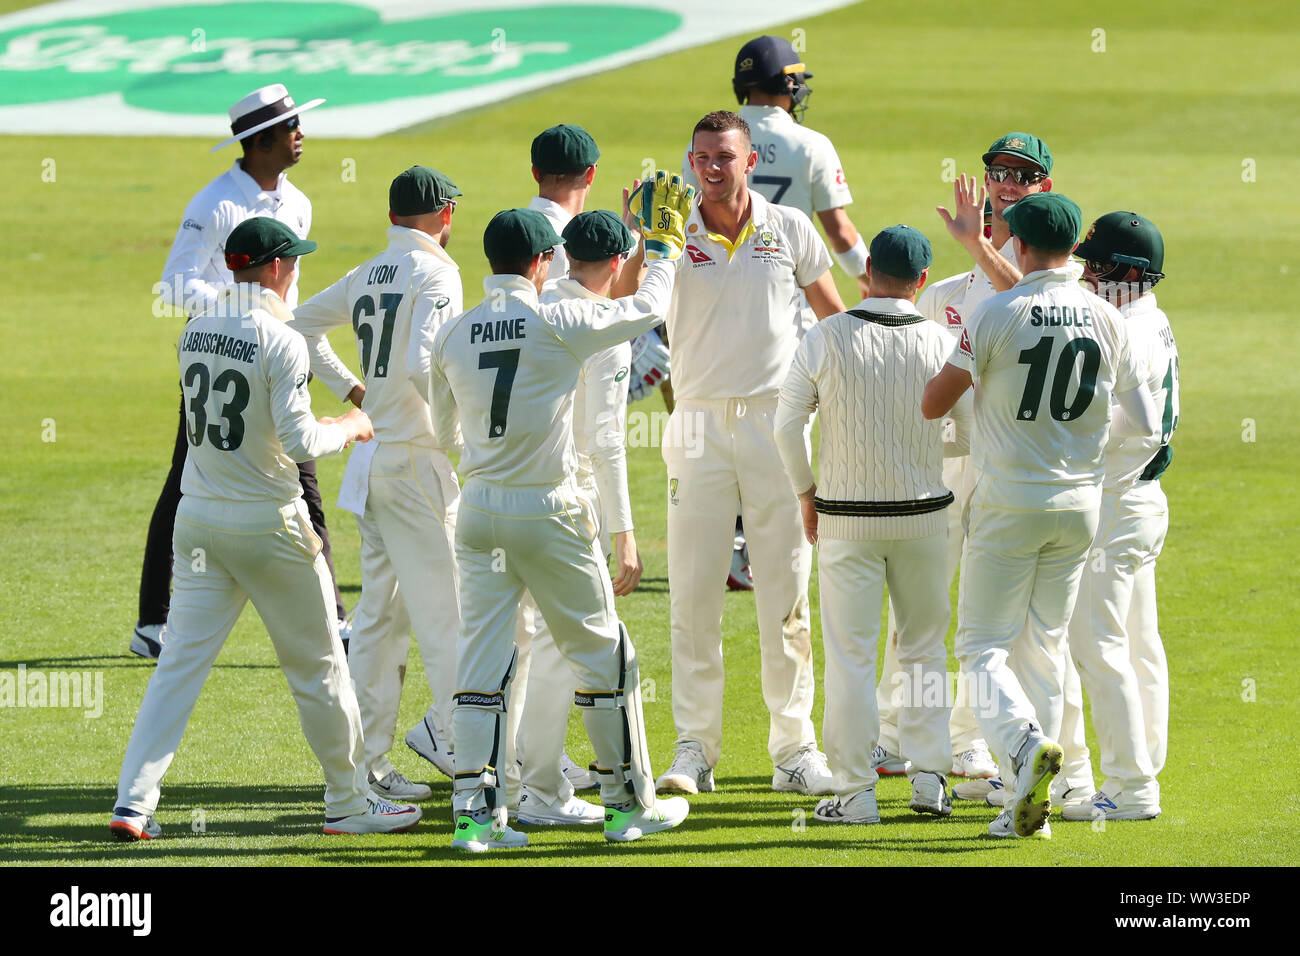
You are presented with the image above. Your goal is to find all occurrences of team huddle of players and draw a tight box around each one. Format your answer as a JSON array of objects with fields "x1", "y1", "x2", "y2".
[{"x1": 109, "y1": 34, "x2": 1179, "y2": 849}]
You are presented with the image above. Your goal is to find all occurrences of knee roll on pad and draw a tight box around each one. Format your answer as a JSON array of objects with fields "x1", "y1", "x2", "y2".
[{"x1": 573, "y1": 621, "x2": 654, "y2": 809}]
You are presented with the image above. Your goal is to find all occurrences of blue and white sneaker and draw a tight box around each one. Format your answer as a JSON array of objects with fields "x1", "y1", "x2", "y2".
[
  {"x1": 1061, "y1": 791, "x2": 1161, "y2": 822},
  {"x1": 110, "y1": 807, "x2": 161, "y2": 841},
  {"x1": 953, "y1": 775, "x2": 1003, "y2": 802},
  {"x1": 129, "y1": 623, "x2": 166, "y2": 660},
  {"x1": 773, "y1": 748, "x2": 833, "y2": 795},
  {"x1": 870, "y1": 744, "x2": 908, "y2": 776},
  {"x1": 405, "y1": 706, "x2": 454, "y2": 779}
]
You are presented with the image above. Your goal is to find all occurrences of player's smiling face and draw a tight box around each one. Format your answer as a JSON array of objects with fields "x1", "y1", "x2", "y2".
[
  {"x1": 689, "y1": 129, "x2": 757, "y2": 205},
  {"x1": 985, "y1": 153, "x2": 1051, "y2": 221}
]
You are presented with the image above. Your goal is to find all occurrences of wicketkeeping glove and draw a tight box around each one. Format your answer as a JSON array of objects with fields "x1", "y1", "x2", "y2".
[
  {"x1": 630, "y1": 170, "x2": 695, "y2": 260},
  {"x1": 627, "y1": 330, "x2": 670, "y2": 404}
]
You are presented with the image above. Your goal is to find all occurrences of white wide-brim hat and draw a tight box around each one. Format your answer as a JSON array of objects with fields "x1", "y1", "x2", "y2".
[{"x1": 210, "y1": 83, "x2": 325, "y2": 152}]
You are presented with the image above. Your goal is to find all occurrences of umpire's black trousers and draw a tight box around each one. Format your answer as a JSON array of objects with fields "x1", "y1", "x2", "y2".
[{"x1": 137, "y1": 396, "x2": 347, "y2": 627}]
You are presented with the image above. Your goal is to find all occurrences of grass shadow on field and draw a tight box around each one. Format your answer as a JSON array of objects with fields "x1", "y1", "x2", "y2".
[
  {"x1": 0, "y1": 655, "x2": 279, "y2": 670},
  {"x1": 633, "y1": 576, "x2": 669, "y2": 593}
]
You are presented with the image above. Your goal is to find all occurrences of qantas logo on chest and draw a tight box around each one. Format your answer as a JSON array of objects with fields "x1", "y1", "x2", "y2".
[
  {"x1": 944, "y1": 306, "x2": 962, "y2": 327},
  {"x1": 685, "y1": 244, "x2": 713, "y2": 265}
]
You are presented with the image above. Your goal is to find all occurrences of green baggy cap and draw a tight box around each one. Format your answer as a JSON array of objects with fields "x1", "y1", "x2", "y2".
[
  {"x1": 531, "y1": 124, "x2": 600, "y2": 174},
  {"x1": 224, "y1": 216, "x2": 316, "y2": 271},
  {"x1": 390, "y1": 166, "x2": 462, "y2": 216},
  {"x1": 1003, "y1": 193, "x2": 1081, "y2": 252},
  {"x1": 483, "y1": 208, "x2": 565, "y2": 263},
  {"x1": 869, "y1": 224, "x2": 932, "y2": 280},
  {"x1": 983, "y1": 131, "x2": 1053, "y2": 174},
  {"x1": 562, "y1": 210, "x2": 635, "y2": 262}
]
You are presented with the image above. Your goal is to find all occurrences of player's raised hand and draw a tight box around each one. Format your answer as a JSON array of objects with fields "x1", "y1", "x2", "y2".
[
  {"x1": 622, "y1": 178, "x2": 643, "y2": 235},
  {"x1": 633, "y1": 170, "x2": 695, "y2": 260},
  {"x1": 937, "y1": 174, "x2": 987, "y2": 248}
]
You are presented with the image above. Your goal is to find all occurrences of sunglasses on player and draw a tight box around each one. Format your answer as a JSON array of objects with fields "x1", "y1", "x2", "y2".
[
  {"x1": 281, "y1": 116, "x2": 301, "y2": 132},
  {"x1": 985, "y1": 164, "x2": 1048, "y2": 186}
]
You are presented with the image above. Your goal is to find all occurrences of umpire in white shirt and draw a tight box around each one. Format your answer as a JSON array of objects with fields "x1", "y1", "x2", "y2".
[
  {"x1": 774, "y1": 226, "x2": 963, "y2": 825},
  {"x1": 133, "y1": 84, "x2": 357, "y2": 659}
]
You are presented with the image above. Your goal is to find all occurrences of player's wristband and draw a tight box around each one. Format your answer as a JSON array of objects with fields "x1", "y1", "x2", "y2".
[{"x1": 833, "y1": 236, "x2": 869, "y2": 278}]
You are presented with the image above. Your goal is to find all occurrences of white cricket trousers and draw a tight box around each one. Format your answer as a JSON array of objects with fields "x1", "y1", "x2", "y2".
[
  {"x1": 955, "y1": 484, "x2": 1099, "y2": 767},
  {"x1": 878, "y1": 455, "x2": 985, "y2": 757},
  {"x1": 1062, "y1": 482, "x2": 1167, "y2": 803},
  {"x1": 453, "y1": 477, "x2": 642, "y2": 809},
  {"x1": 116, "y1": 496, "x2": 369, "y2": 819},
  {"x1": 663, "y1": 398, "x2": 815, "y2": 768},
  {"x1": 347, "y1": 443, "x2": 460, "y2": 779},
  {"x1": 820, "y1": 531, "x2": 951, "y2": 798},
  {"x1": 1129, "y1": 482, "x2": 1169, "y2": 776}
]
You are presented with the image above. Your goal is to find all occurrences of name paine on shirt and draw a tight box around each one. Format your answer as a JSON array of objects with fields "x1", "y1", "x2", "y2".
[
  {"x1": 180, "y1": 329, "x2": 259, "y2": 363},
  {"x1": 470, "y1": 318, "x2": 527, "y2": 343}
]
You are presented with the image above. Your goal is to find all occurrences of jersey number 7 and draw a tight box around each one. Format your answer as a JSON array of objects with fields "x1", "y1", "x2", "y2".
[{"x1": 478, "y1": 348, "x2": 520, "y2": 438}]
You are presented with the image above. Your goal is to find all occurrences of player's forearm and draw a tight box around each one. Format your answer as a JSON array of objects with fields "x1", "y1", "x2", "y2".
[
  {"x1": 587, "y1": 259, "x2": 676, "y2": 352},
  {"x1": 279, "y1": 417, "x2": 348, "y2": 462},
  {"x1": 773, "y1": 398, "x2": 816, "y2": 495},
  {"x1": 1112, "y1": 385, "x2": 1160, "y2": 440}
]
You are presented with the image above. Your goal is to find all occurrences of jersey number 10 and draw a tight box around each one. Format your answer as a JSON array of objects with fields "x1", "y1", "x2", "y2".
[{"x1": 1016, "y1": 335, "x2": 1100, "y2": 423}]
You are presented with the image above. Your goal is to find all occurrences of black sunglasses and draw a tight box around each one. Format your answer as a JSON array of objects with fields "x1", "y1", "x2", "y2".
[
  {"x1": 281, "y1": 115, "x2": 301, "y2": 132},
  {"x1": 986, "y1": 164, "x2": 1047, "y2": 186}
]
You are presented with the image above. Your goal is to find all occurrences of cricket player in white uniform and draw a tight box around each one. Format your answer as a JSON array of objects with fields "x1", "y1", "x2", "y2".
[
  {"x1": 1059, "y1": 212, "x2": 1177, "y2": 822},
  {"x1": 680, "y1": 36, "x2": 870, "y2": 591},
  {"x1": 111, "y1": 218, "x2": 421, "y2": 840},
  {"x1": 775, "y1": 226, "x2": 967, "y2": 824},
  {"x1": 922, "y1": 193, "x2": 1159, "y2": 838},
  {"x1": 289, "y1": 167, "x2": 466, "y2": 802},
  {"x1": 134, "y1": 83, "x2": 357, "y2": 661},
  {"x1": 429, "y1": 190, "x2": 692, "y2": 850},
  {"x1": 509, "y1": 211, "x2": 644, "y2": 827},
  {"x1": 654, "y1": 111, "x2": 844, "y2": 797}
]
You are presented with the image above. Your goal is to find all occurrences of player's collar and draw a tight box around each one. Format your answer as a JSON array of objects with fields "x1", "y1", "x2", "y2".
[
  {"x1": 740, "y1": 103, "x2": 794, "y2": 128},
  {"x1": 1119, "y1": 292, "x2": 1158, "y2": 318},
  {"x1": 231, "y1": 159, "x2": 285, "y2": 204},
  {"x1": 1014, "y1": 260, "x2": 1085, "y2": 289},
  {"x1": 387, "y1": 225, "x2": 457, "y2": 267},
  {"x1": 483, "y1": 273, "x2": 539, "y2": 306},
  {"x1": 686, "y1": 189, "x2": 767, "y2": 258},
  {"x1": 216, "y1": 282, "x2": 292, "y2": 322},
  {"x1": 549, "y1": 277, "x2": 608, "y2": 303}
]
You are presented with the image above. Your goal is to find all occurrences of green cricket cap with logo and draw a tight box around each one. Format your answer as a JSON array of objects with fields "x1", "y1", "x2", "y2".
[
  {"x1": 1003, "y1": 193, "x2": 1081, "y2": 252},
  {"x1": 562, "y1": 210, "x2": 635, "y2": 262},
  {"x1": 389, "y1": 166, "x2": 462, "y2": 216},
  {"x1": 224, "y1": 216, "x2": 316, "y2": 271},
  {"x1": 1074, "y1": 211, "x2": 1165, "y2": 275},
  {"x1": 869, "y1": 224, "x2": 932, "y2": 280},
  {"x1": 483, "y1": 208, "x2": 565, "y2": 262},
  {"x1": 531, "y1": 124, "x2": 601, "y2": 174},
  {"x1": 982, "y1": 131, "x2": 1053, "y2": 174}
]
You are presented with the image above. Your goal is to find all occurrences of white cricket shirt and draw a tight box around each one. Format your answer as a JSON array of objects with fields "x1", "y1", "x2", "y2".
[
  {"x1": 666, "y1": 189, "x2": 832, "y2": 400},
  {"x1": 290, "y1": 226, "x2": 463, "y2": 448},
  {"x1": 947, "y1": 262, "x2": 1143, "y2": 510},
  {"x1": 430, "y1": 259, "x2": 674, "y2": 488},
  {"x1": 161, "y1": 160, "x2": 312, "y2": 315},
  {"x1": 541, "y1": 278, "x2": 634, "y2": 534},
  {"x1": 775, "y1": 297, "x2": 960, "y2": 540},
  {"x1": 177, "y1": 284, "x2": 347, "y2": 504},
  {"x1": 680, "y1": 105, "x2": 852, "y2": 218},
  {"x1": 1103, "y1": 294, "x2": 1179, "y2": 492},
  {"x1": 917, "y1": 238, "x2": 1018, "y2": 334},
  {"x1": 527, "y1": 195, "x2": 572, "y2": 287}
]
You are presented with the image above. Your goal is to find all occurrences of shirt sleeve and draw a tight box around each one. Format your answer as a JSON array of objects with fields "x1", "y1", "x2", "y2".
[
  {"x1": 808, "y1": 134, "x2": 853, "y2": 212},
  {"x1": 428, "y1": 345, "x2": 462, "y2": 454},
  {"x1": 1110, "y1": 307, "x2": 1143, "y2": 393},
  {"x1": 774, "y1": 333, "x2": 820, "y2": 495},
  {"x1": 947, "y1": 300, "x2": 988, "y2": 378},
  {"x1": 289, "y1": 273, "x2": 362, "y2": 401},
  {"x1": 554, "y1": 258, "x2": 676, "y2": 359},
  {"x1": 791, "y1": 210, "x2": 834, "y2": 288},
  {"x1": 160, "y1": 197, "x2": 226, "y2": 317},
  {"x1": 583, "y1": 344, "x2": 633, "y2": 534},
  {"x1": 407, "y1": 268, "x2": 464, "y2": 399},
  {"x1": 268, "y1": 328, "x2": 348, "y2": 462}
]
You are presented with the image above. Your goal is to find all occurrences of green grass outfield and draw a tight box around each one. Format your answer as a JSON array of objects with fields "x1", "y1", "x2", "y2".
[{"x1": 1, "y1": 0, "x2": 1297, "y2": 866}]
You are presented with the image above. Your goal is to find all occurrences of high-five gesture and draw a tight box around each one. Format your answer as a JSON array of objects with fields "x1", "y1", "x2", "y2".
[
  {"x1": 630, "y1": 170, "x2": 695, "y2": 260},
  {"x1": 936, "y1": 173, "x2": 987, "y2": 249}
]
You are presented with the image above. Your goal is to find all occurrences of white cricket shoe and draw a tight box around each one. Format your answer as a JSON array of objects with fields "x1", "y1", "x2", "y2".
[
  {"x1": 130, "y1": 623, "x2": 166, "y2": 660},
  {"x1": 773, "y1": 748, "x2": 834, "y2": 795},
  {"x1": 337, "y1": 617, "x2": 353, "y2": 655},
  {"x1": 909, "y1": 771, "x2": 953, "y2": 816},
  {"x1": 813, "y1": 789, "x2": 879, "y2": 824},
  {"x1": 110, "y1": 807, "x2": 161, "y2": 841},
  {"x1": 560, "y1": 752, "x2": 597, "y2": 791},
  {"x1": 951, "y1": 743, "x2": 997, "y2": 778},
  {"x1": 451, "y1": 813, "x2": 529, "y2": 852},
  {"x1": 405, "y1": 707, "x2": 454, "y2": 779},
  {"x1": 368, "y1": 769, "x2": 432, "y2": 801},
  {"x1": 988, "y1": 808, "x2": 1051, "y2": 839},
  {"x1": 604, "y1": 797, "x2": 689, "y2": 842},
  {"x1": 1008, "y1": 731, "x2": 1063, "y2": 837},
  {"x1": 517, "y1": 788, "x2": 604, "y2": 826},
  {"x1": 870, "y1": 744, "x2": 907, "y2": 776},
  {"x1": 655, "y1": 742, "x2": 715, "y2": 794},
  {"x1": 1054, "y1": 784, "x2": 1094, "y2": 809},
  {"x1": 323, "y1": 792, "x2": 421, "y2": 834},
  {"x1": 1060, "y1": 792, "x2": 1161, "y2": 822},
  {"x1": 953, "y1": 775, "x2": 1001, "y2": 801}
]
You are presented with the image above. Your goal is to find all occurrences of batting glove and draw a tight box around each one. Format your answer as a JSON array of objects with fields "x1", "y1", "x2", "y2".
[
  {"x1": 627, "y1": 331, "x2": 670, "y2": 403},
  {"x1": 631, "y1": 170, "x2": 694, "y2": 260}
]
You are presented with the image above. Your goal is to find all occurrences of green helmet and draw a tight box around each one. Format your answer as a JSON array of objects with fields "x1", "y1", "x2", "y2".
[{"x1": 1074, "y1": 211, "x2": 1165, "y2": 284}]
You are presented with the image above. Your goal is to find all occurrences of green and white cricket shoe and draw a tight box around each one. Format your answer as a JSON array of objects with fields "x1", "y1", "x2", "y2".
[
  {"x1": 604, "y1": 797, "x2": 689, "y2": 842},
  {"x1": 451, "y1": 813, "x2": 528, "y2": 852},
  {"x1": 1009, "y1": 731, "x2": 1063, "y2": 837},
  {"x1": 988, "y1": 809, "x2": 1051, "y2": 839}
]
